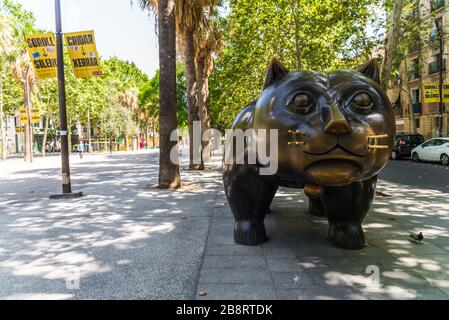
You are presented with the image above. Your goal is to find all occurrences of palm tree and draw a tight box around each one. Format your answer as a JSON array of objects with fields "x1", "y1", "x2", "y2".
[
  {"x1": 119, "y1": 87, "x2": 139, "y2": 150},
  {"x1": 12, "y1": 51, "x2": 36, "y2": 163},
  {"x1": 174, "y1": 0, "x2": 210, "y2": 170},
  {"x1": 195, "y1": 15, "x2": 221, "y2": 168},
  {"x1": 139, "y1": 0, "x2": 181, "y2": 189},
  {"x1": 0, "y1": 14, "x2": 16, "y2": 160}
]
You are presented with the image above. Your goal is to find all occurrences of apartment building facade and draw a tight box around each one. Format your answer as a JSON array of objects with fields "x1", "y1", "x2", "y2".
[{"x1": 388, "y1": 0, "x2": 449, "y2": 139}]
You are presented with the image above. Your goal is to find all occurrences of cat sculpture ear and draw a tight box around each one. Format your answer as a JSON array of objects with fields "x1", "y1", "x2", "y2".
[
  {"x1": 357, "y1": 59, "x2": 381, "y2": 85},
  {"x1": 263, "y1": 58, "x2": 289, "y2": 90}
]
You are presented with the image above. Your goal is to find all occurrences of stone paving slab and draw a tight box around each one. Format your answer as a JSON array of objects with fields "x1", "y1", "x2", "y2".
[
  {"x1": 196, "y1": 283, "x2": 278, "y2": 300},
  {"x1": 200, "y1": 267, "x2": 272, "y2": 284}
]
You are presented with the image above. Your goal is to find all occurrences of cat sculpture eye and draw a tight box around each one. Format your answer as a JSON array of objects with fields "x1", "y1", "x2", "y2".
[
  {"x1": 290, "y1": 93, "x2": 314, "y2": 115},
  {"x1": 350, "y1": 92, "x2": 373, "y2": 113}
]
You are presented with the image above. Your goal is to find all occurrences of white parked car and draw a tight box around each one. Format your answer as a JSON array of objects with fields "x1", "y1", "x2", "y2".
[{"x1": 411, "y1": 138, "x2": 449, "y2": 166}]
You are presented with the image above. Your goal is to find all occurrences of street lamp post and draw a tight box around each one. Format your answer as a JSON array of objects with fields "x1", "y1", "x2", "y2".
[
  {"x1": 432, "y1": 0, "x2": 445, "y2": 137},
  {"x1": 437, "y1": 19, "x2": 444, "y2": 137},
  {"x1": 50, "y1": 0, "x2": 82, "y2": 199}
]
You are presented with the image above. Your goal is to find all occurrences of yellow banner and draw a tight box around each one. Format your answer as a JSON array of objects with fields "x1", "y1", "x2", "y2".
[
  {"x1": 19, "y1": 108, "x2": 41, "y2": 125},
  {"x1": 423, "y1": 84, "x2": 441, "y2": 103},
  {"x1": 25, "y1": 33, "x2": 58, "y2": 79},
  {"x1": 65, "y1": 30, "x2": 102, "y2": 78},
  {"x1": 15, "y1": 126, "x2": 25, "y2": 134}
]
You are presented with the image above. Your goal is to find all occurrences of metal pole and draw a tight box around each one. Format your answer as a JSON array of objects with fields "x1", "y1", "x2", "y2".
[
  {"x1": 25, "y1": 68, "x2": 33, "y2": 163},
  {"x1": 439, "y1": 21, "x2": 444, "y2": 138},
  {"x1": 55, "y1": 0, "x2": 72, "y2": 193}
]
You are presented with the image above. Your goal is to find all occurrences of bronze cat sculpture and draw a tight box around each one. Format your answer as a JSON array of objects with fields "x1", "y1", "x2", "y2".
[{"x1": 222, "y1": 58, "x2": 395, "y2": 250}]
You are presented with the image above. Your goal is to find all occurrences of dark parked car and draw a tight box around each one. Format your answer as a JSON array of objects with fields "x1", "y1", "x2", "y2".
[{"x1": 391, "y1": 133, "x2": 424, "y2": 160}]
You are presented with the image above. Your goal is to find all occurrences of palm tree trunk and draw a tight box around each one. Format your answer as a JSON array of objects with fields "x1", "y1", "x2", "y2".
[
  {"x1": 158, "y1": 0, "x2": 181, "y2": 189},
  {"x1": 41, "y1": 115, "x2": 50, "y2": 157},
  {"x1": 196, "y1": 56, "x2": 210, "y2": 170},
  {"x1": 145, "y1": 119, "x2": 149, "y2": 149},
  {"x1": 184, "y1": 29, "x2": 202, "y2": 170},
  {"x1": 0, "y1": 72, "x2": 7, "y2": 160},
  {"x1": 24, "y1": 74, "x2": 32, "y2": 163},
  {"x1": 152, "y1": 117, "x2": 156, "y2": 148}
]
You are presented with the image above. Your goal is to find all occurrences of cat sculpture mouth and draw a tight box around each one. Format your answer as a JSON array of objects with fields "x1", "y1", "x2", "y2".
[
  {"x1": 302, "y1": 145, "x2": 367, "y2": 186},
  {"x1": 303, "y1": 144, "x2": 368, "y2": 158},
  {"x1": 304, "y1": 158, "x2": 363, "y2": 186}
]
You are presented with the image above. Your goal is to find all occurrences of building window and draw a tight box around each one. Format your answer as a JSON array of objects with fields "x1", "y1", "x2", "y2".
[
  {"x1": 435, "y1": 117, "x2": 441, "y2": 129},
  {"x1": 410, "y1": 58, "x2": 420, "y2": 80},
  {"x1": 428, "y1": 54, "x2": 446, "y2": 74},
  {"x1": 411, "y1": 89, "x2": 420, "y2": 103},
  {"x1": 415, "y1": 118, "x2": 421, "y2": 129}
]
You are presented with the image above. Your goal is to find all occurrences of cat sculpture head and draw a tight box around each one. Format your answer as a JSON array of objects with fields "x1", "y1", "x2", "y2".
[{"x1": 253, "y1": 58, "x2": 396, "y2": 186}]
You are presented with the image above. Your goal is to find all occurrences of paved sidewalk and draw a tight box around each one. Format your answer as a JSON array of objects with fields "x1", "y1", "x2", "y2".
[
  {"x1": 1, "y1": 150, "x2": 448, "y2": 299},
  {"x1": 0, "y1": 150, "x2": 221, "y2": 299},
  {"x1": 197, "y1": 177, "x2": 449, "y2": 300}
]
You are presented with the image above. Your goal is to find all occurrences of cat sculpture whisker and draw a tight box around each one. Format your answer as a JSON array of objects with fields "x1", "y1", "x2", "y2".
[
  {"x1": 367, "y1": 134, "x2": 389, "y2": 151},
  {"x1": 288, "y1": 130, "x2": 305, "y2": 135},
  {"x1": 288, "y1": 130, "x2": 306, "y2": 145}
]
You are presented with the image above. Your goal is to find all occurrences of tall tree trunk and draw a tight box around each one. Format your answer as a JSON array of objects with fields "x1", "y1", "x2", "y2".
[
  {"x1": 291, "y1": 0, "x2": 302, "y2": 70},
  {"x1": 158, "y1": 0, "x2": 181, "y2": 189},
  {"x1": 0, "y1": 71, "x2": 6, "y2": 161},
  {"x1": 145, "y1": 119, "x2": 149, "y2": 149},
  {"x1": 381, "y1": 0, "x2": 405, "y2": 90},
  {"x1": 87, "y1": 108, "x2": 92, "y2": 152},
  {"x1": 152, "y1": 117, "x2": 156, "y2": 148},
  {"x1": 41, "y1": 115, "x2": 50, "y2": 156},
  {"x1": 184, "y1": 29, "x2": 202, "y2": 170},
  {"x1": 125, "y1": 136, "x2": 129, "y2": 151},
  {"x1": 67, "y1": 125, "x2": 72, "y2": 154},
  {"x1": 137, "y1": 128, "x2": 141, "y2": 150},
  {"x1": 403, "y1": 58, "x2": 416, "y2": 134},
  {"x1": 24, "y1": 73, "x2": 33, "y2": 163},
  {"x1": 196, "y1": 56, "x2": 211, "y2": 170}
]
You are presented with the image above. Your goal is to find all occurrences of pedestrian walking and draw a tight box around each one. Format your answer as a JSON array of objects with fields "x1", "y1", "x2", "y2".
[{"x1": 78, "y1": 143, "x2": 84, "y2": 159}]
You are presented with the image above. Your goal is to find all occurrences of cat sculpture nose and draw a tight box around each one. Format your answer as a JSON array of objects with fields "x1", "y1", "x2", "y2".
[{"x1": 323, "y1": 103, "x2": 352, "y2": 135}]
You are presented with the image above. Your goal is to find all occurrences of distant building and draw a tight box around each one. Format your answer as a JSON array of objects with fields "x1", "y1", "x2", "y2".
[{"x1": 388, "y1": 0, "x2": 449, "y2": 139}]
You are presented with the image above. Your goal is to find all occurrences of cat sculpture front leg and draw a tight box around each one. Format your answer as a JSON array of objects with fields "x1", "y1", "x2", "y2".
[
  {"x1": 223, "y1": 163, "x2": 278, "y2": 245},
  {"x1": 320, "y1": 176, "x2": 377, "y2": 250}
]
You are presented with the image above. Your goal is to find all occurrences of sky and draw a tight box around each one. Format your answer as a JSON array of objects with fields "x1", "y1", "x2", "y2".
[{"x1": 16, "y1": 0, "x2": 159, "y2": 77}]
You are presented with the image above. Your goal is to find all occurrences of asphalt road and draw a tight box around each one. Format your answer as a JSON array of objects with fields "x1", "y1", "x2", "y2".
[{"x1": 379, "y1": 159, "x2": 449, "y2": 193}]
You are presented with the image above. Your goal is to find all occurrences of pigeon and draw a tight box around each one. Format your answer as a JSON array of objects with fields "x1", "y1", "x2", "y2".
[{"x1": 410, "y1": 232, "x2": 424, "y2": 243}]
